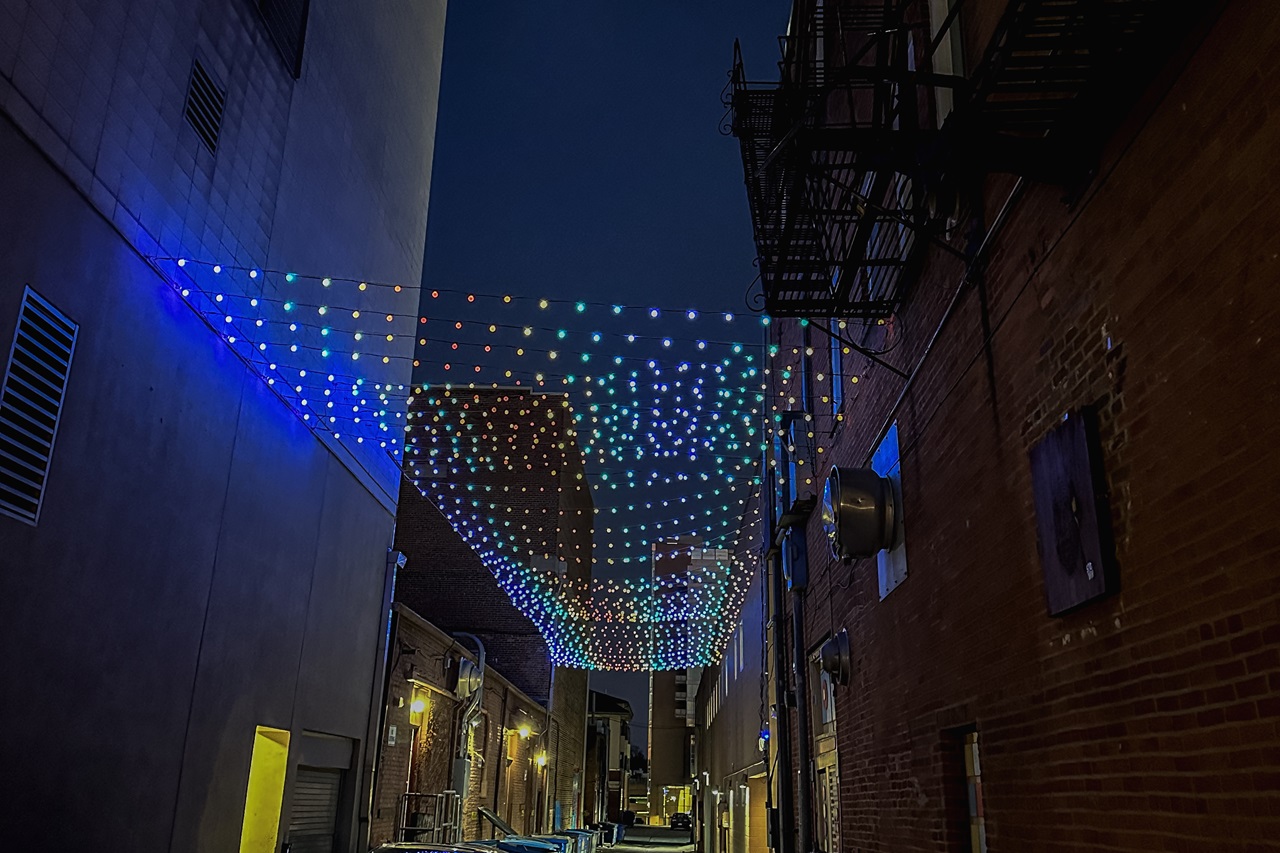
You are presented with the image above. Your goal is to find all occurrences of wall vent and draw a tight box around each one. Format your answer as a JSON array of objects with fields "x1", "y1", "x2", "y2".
[
  {"x1": 184, "y1": 60, "x2": 225, "y2": 154},
  {"x1": 0, "y1": 287, "x2": 78, "y2": 525}
]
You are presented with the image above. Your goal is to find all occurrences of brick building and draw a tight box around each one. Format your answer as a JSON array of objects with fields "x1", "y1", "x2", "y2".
[
  {"x1": 712, "y1": 1, "x2": 1280, "y2": 852},
  {"x1": 584, "y1": 690, "x2": 634, "y2": 824},
  {"x1": 394, "y1": 386, "x2": 593, "y2": 834},
  {"x1": 0, "y1": 1, "x2": 444, "y2": 850},
  {"x1": 370, "y1": 604, "x2": 552, "y2": 846}
]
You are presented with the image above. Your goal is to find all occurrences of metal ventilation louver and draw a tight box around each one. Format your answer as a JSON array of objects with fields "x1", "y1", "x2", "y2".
[
  {"x1": 184, "y1": 59, "x2": 225, "y2": 154},
  {"x1": 0, "y1": 287, "x2": 77, "y2": 524}
]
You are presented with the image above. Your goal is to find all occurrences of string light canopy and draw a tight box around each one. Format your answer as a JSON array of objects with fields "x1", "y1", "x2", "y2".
[
  {"x1": 405, "y1": 387, "x2": 759, "y2": 670},
  {"x1": 158, "y1": 258, "x2": 768, "y2": 670}
]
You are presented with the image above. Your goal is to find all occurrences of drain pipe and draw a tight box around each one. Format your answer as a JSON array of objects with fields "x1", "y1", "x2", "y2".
[
  {"x1": 452, "y1": 632, "x2": 486, "y2": 842},
  {"x1": 360, "y1": 549, "x2": 406, "y2": 851},
  {"x1": 766, "y1": 547, "x2": 796, "y2": 853},
  {"x1": 863, "y1": 178, "x2": 1028, "y2": 465},
  {"x1": 785, "y1": 529, "x2": 814, "y2": 853}
]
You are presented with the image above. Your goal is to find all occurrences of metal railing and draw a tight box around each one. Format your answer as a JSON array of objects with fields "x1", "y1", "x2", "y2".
[{"x1": 397, "y1": 790, "x2": 462, "y2": 844}]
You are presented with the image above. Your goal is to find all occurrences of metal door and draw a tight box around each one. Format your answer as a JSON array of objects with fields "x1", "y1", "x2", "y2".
[{"x1": 286, "y1": 767, "x2": 342, "y2": 853}]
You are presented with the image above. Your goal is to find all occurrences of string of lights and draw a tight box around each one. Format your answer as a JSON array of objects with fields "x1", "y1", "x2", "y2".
[{"x1": 163, "y1": 258, "x2": 768, "y2": 669}]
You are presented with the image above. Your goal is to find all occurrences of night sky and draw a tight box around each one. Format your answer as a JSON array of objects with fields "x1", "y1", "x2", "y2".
[{"x1": 420, "y1": 1, "x2": 787, "y2": 752}]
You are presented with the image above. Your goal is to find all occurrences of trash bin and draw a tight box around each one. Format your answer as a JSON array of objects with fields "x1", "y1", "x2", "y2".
[
  {"x1": 535, "y1": 836, "x2": 573, "y2": 853},
  {"x1": 559, "y1": 829, "x2": 595, "y2": 853},
  {"x1": 496, "y1": 838, "x2": 561, "y2": 853}
]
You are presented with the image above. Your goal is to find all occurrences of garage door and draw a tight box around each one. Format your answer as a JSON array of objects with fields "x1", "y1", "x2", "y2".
[{"x1": 287, "y1": 766, "x2": 342, "y2": 853}]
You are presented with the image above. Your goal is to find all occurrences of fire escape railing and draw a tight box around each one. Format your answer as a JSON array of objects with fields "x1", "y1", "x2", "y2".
[
  {"x1": 729, "y1": 0, "x2": 959, "y2": 319},
  {"x1": 729, "y1": 0, "x2": 1219, "y2": 320}
]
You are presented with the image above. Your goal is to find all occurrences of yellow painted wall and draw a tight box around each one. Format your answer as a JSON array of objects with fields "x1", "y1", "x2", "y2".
[{"x1": 238, "y1": 727, "x2": 291, "y2": 853}]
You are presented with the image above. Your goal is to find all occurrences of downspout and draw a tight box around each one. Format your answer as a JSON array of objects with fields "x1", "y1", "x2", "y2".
[
  {"x1": 493, "y1": 681, "x2": 509, "y2": 837},
  {"x1": 453, "y1": 632, "x2": 487, "y2": 842},
  {"x1": 766, "y1": 548, "x2": 795, "y2": 853},
  {"x1": 761, "y1": 316, "x2": 795, "y2": 853},
  {"x1": 790, "y1": 328, "x2": 816, "y2": 853},
  {"x1": 785, "y1": 531, "x2": 814, "y2": 853},
  {"x1": 360, "y1": 549, "x2": 405, "y2": 850},
  {"x1": 583, "y1": 691, "x2": 590, "y2": 827},
  {"x1": 541, "y1": 662, "x2": 557, "y2": 833}
]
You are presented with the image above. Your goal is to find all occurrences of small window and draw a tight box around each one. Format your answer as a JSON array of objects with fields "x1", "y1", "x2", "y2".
[
  {"x1": 961, "y1": 731, "x2": 987, "y2": 852},
  {"x1": 928, "y1": 0, "x2": 966, "y2": 127},
  {"x1": 872, "y1": 423, "x2": 907, "y2": 599},
  {"x1": 0, "y1": 287, "x2": 77, "y2": 525},
  {"x1": 258, "y1": 0, "x2": 311, "y2": 78},
  {"x1": 830, "y1": 332, "x2": 844, "y2": 414}
]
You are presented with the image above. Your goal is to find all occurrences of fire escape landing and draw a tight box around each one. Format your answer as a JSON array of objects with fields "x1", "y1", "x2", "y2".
[{"x1": 729, "y1": 0, "x2": 1219, "y2": 319}]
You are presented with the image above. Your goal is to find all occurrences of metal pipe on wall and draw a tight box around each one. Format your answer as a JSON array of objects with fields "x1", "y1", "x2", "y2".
[
  {"x1": 767, "y1": 549, "x2": 796, "y2": 853},
  {"x1": 786, "y1": 530, "x2": 814, "y2": 853}
]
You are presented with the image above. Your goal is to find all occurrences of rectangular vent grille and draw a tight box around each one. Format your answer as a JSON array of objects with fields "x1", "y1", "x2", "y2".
[
  {"x1": 0, "y1": 288, "x2": 77, "y2": 525},
  {"x1": 184, "y1": 60, "x2": 225, "y2": 154},
  {"x1": 258, "y1": 0, "x2": 311, "y2": 78}
]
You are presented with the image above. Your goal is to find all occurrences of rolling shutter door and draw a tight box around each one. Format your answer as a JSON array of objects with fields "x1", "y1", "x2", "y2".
[{"x1": 287, "y1": 767, "x2": 341, "y2": 853}]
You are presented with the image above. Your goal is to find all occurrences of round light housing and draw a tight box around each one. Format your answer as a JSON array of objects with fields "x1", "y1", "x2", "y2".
[{"x1": 822, "y1": 466, "x2": 897, "y2": 561}]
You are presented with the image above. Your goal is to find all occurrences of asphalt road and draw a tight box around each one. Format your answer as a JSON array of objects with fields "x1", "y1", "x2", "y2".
[{"x1": 612, "y1": 826, "x2": 695, "y2": 853}]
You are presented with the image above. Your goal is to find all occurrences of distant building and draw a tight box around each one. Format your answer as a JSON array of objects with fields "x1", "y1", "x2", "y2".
[
  {"x1": 648, "y1": 538, "x2": 722, "y2": 823},
  {"x1": 0, "y1": 1, "x2": 444, "y2": 850},
  {"x1": 694, "y1": 489, "x2": 767, "y2": 853},
  {"x1": 370, "y1": 604, "x2": 553, "y2": 847},
  {"x1": 394, "y1": 386, "x2": 593, "y2": 835},
  {"x1": 584, "y1": 690, "x2": 634, "y2": 824}
]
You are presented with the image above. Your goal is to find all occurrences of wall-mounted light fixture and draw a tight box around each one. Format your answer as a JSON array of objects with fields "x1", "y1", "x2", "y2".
[
  {"x1": 819, "y1": 629, "x2": 851, "y2": 686},
  {"x1": 821, "y1": 466, "x2": 897, "y2": 561}
]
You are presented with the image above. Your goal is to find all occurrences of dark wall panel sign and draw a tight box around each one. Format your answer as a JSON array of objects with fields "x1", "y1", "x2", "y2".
[{"x1": 1029, "y1": 409, "x2": 1116, "y2": 616}]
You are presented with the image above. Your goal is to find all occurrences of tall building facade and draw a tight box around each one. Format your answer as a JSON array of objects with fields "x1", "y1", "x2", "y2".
[
  {"x1": 718, "y1": 1, "x2": 1280, "y2": 852},
  {"x1": 0, "y1": 1, "x2": 446, "y2": 850}
]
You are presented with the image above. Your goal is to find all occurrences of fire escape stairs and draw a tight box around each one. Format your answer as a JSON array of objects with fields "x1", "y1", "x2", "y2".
[{"x1": 728, "y1": 0, "x2": 1220, "y2": 319}]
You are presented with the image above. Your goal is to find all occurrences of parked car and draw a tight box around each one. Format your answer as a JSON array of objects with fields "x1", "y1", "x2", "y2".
[{"x1": 669, "y1": 813, "x2": 693, "y2": 831}]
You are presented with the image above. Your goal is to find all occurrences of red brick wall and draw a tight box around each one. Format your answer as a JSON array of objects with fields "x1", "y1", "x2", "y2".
[
  {"x1": 769, "y1": 3, "x2": 1280, "y2": 850},
  {"x1": 550, "y1": 666, "x2": 591, "y2": 828},
  {"x1": 371, "y1": 611, "x2": 462, "y2": 846},
  {"x1": 372, "y1": 605, "x2": 554, "y2": 845}
]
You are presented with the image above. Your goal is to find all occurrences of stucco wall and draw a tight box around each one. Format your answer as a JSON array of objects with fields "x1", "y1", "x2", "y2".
[{"x1": 0, "y1": 0, "x2": 446, "y2": 849}]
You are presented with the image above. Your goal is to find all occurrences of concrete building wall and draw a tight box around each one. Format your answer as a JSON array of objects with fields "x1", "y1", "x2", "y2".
[
  {"x1": 0, "y1": 0, "x2": 445, "y2": 849},
  {"x1": 764, "y1": 3, "x2": 1280, "y2": 851}
]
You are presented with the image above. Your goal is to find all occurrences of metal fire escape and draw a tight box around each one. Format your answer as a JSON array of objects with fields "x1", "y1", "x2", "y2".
[{"x1": 729, "y1": 0, "x2": 1218, "y2": 319}]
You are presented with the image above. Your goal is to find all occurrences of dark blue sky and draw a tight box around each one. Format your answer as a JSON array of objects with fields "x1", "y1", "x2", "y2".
[
  {"x1": 423, "y1": 0, "x2": 786, "y2": 313},
  {"x1": 421, "y1": 1, "x2": 787, "y2": 751}
]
